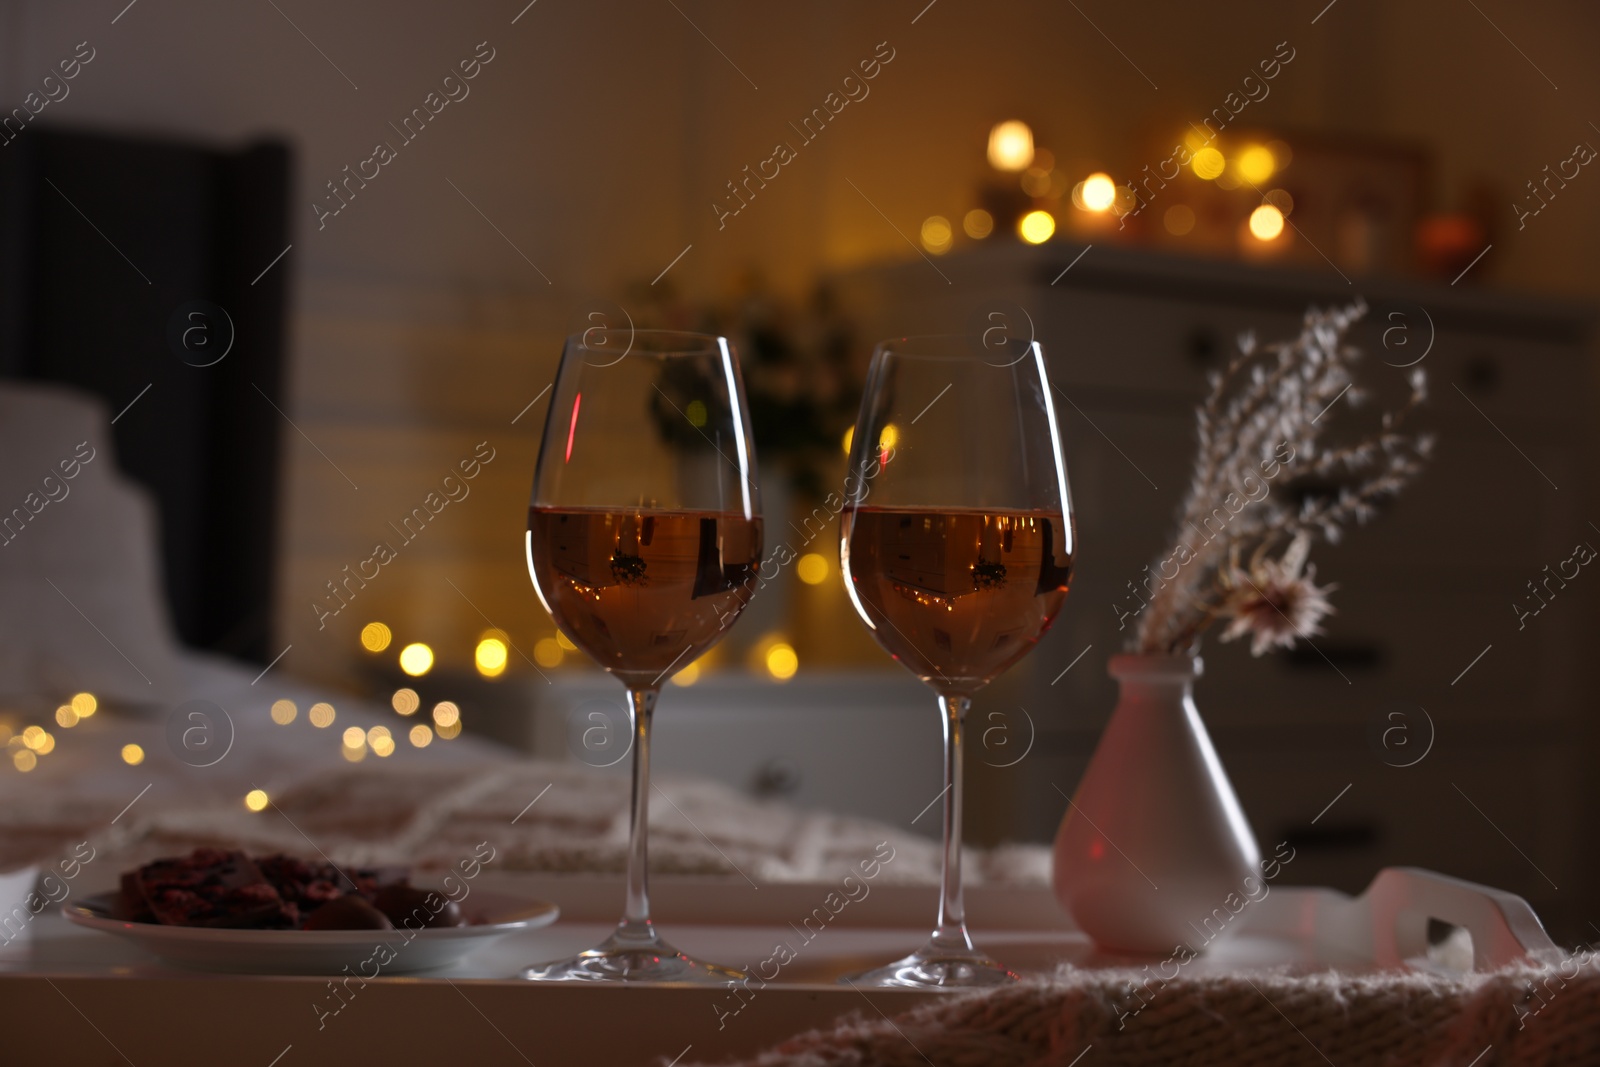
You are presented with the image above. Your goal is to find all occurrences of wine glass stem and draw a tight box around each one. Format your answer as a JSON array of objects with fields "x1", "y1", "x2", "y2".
[
  {"x1": 619, "y1": 686, "x2": 659, "y2": 943},
  {"x1": 931, "y1": 692, "x2": 973, "y2": 954}
]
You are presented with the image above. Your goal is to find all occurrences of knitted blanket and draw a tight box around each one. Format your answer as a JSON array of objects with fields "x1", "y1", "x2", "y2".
[
  {"x1": 685, "y1": 963, "x2": 1600, "y2": 1067},
  {"x1": 0, "y1": 759, "x2": 1050, "y2": 887}
]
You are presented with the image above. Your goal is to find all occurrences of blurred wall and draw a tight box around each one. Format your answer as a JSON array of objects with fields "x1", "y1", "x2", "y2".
[{"x1": 3, "y1": 0, "x2": 1598, "y2": 684}]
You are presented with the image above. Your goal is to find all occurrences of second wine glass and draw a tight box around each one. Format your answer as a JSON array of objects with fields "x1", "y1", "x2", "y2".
[
  {"x1": 839, "y1": 333, "x2": 1075, "y2": 988},
  {"x1": 522, "y1": 329, "x2": 761, "y2": 982}
]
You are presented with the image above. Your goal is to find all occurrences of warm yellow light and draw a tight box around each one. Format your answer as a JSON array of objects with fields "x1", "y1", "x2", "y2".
[
  {"x1": 963, "y1": 209, "x2": 994, "y2": 239},
  {"x1": 372, "y1": 736, "x2": 396, "y2": 758},
  {"x1": 360, "y1": 622, "x2": 392, "y2": 652},
  {"x1": 920, "y1": 215, "x2": 953, "y2": 254},
  {"x1": 398, "y1": 642, "x2": 434, "y2": 676},
  {"x1": 71, "y1": 693, "x2": 97, "y2": 717},
  {"x1": 1237, "y1": 144, "x2": 1276, "y2": 184},
  {"x1": 797, "y1": 553, "x2": 829, "y2": 585},
  {"x1": 34, "y1": 732, "x2": 54, "y2": 755},
  {"x1": 55, "y1": 705, "x2": 79, "y2": 728},
  {"x1": 342, "y1": 743, "x2": 366, "y2": 762},
  {"x1": 533, "y1": 638, "x2": 563, "y2": 668},
  {"x1": 244, "y1": 789, "x2": 269, "y2": 812},
  {"x1": 342, "y1": 726, "x2": 366, "y2": 748},
  {"x1": 309, "y1": 702, "x2": 336, "y2": 728},
  {"x1": 1192, "y1": 147, "x2": 1226, "y2": 181},
  {"x1": 987, "y1": 120, "x2": 1035, "y2": 172},
  {"x1": 121, "y1": 743, "x2": 144, "y2": 766},
  {"x1": 409, "y1": 723, "x2": 434, "y2": 748},
  {"x1": 270, "y1": 699, "x2": 297, "y2": 725},
  {"x1": 436, "y1": 720, "x2": 462, "y2": 740},
  {"x1": 432, "y1": 701, "x2": 460, "y2": 728},
  {"x1": 1080, "y1": 173, "x2": 1117, "y2": 212},
  {"x1": 878, "y1": 424, "x2": 901, "y2": 453},
  {"x1": 475, "y1": 637, "x2": 509, "y2": 677},
  {"x1": 1249, "y1": 204, "x2": 1286, "y2": 240},
  {"x1": 367, "y1": 725, "x2": 390, "y2": 743},
  {"x1": 13, "y1": 749, "x2": 36, "y2": 772},
  {"x1": 673, "y1": 661, "x2": 702, "y2": 688},
  {"x1": 555, "y1": 631, "x2": 577, "y2": 652},
  {"x1": 1018, "y1": 210, "x2": 1056, "y2": 244},
  {"x1": 765, "y1": 643, "x2": 799, "y2": 681},
  {"x1": 22, "y1": 726, "x2": 46, "y2": 750},
  {"x1": 1265, "y1": 188, "x2": 1294, "y2": 215},
  {"x1": 1164, "y1": 204, "x2": 1196, "y2": 236},
  {"x1": 841, "y1": 426, "x2": 854, "y2": 454},
  {"x1": 391, "y1": 689, "x2": 418, "y2": 715}
]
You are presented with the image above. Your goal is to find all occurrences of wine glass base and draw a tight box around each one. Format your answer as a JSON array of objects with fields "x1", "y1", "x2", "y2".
[
  {"x1": 844, "y1": 949, "x2": 1020, "y2": 989},
  {"x1": 518, "y1": 933, "x2": 745, "y2": 984}
]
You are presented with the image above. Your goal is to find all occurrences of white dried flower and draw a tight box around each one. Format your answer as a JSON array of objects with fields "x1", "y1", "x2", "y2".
[{"x1": 1218, "y1": 535, "x2": 1337, "y2": 656}]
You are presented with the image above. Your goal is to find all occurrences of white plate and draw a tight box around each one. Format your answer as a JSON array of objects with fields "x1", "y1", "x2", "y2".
[{"x1": 62, "y1": 888, "x2": 559, "y2": 974}]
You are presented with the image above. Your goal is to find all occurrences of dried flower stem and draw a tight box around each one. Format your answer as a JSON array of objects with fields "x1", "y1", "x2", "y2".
[{"x1": 1131, "y1": 301, "x2": 1432, "y2": 656}]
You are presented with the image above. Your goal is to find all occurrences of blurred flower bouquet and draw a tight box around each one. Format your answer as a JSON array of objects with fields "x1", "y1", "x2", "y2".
[
  {"x1": 634, "y1": 273, "x2": 862, "y2": 499},
  {"x1": 1129, "y1": 300, "x2": 1433, "y2": 656}
]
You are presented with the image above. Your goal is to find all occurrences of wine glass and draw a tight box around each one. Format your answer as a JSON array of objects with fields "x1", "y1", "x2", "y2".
[
  {"x1": 839, "y1": 333, "x2": 1074, "y2": 988},
  {"x1": 521, "y1": 329, "x2": 762, "y2": 982}
]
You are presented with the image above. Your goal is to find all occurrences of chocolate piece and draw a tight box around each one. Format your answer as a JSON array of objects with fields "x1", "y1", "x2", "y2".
[
  {"x1": 373, "y1": 884, "x2": 464, "y2": 929},
  {"x1": 301, "y1": 894, "x2": 394, "y2": 931},
  {"x1": 133, "y1": 848, "x2": 298, "y2": 928},
  {"x1": 257, "y1": 854, "x2": 408, "y2": 913}
]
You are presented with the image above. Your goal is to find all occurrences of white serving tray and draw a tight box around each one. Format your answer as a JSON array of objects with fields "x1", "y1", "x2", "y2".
[
  {"x1": 0, "y1": 867, "x2": 1560, "y2": 1067},
  {"x1": 510, "y1": 864, "x2": 1563, "y2": 971}
]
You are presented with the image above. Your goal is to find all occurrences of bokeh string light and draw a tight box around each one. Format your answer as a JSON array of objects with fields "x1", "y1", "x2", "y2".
[
  {"x1": 1249, "y1": 203, "x2": 1285, "y2": 241},
  {"x1": 475, "y1": 631, "x2": 509, "y2": 678},
  {"x1": 360, "y1": 621, "x2": 392, "y2": 652},
  {"x1": 987, "y1": 119, "x2": 1034, "y2": 171},
  {"x1": 398, "y1": 642, "x2": 434, "y2": 676},
  {"x1": 1018, "y1": 210, "x2": 1055, "y2": 244}
]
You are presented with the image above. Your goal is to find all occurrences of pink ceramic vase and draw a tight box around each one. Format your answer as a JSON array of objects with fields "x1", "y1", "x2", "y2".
[{"x1": 1052, "y1": 654, "x2": 1261, "y2": 954}]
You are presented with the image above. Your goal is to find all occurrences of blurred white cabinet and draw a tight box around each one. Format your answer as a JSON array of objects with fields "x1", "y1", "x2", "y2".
[{"x1": 523, "y1": 672, "x2": 942, "y2": 835}]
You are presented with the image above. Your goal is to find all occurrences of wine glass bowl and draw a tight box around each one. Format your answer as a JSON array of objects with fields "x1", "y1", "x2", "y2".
[
  {"x1": 840, "y1": 333, "x2": 1074, "y2": 988},
  {"x1": 841, "y1": 509, "x2": 1072, "y2": 695},
  {"x1": 526, "y1": 508, "x2": 762, "y2": 689},
  {"x1": 522, "y1": 330, "x2": 761, "y2": 982}
]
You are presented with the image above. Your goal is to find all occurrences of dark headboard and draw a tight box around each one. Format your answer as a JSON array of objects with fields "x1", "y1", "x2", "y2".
[{"x1": 0, "y1": 126, "x2": 292, "y2": 663}]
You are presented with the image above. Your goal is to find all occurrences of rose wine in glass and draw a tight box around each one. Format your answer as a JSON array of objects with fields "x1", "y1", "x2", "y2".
[
  {"x1": 521, "y1": 329, "x2": 762, "y2": 983},
  {"x1": 840, "y1": 334, "x2": 1074, "y2": 987}
]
